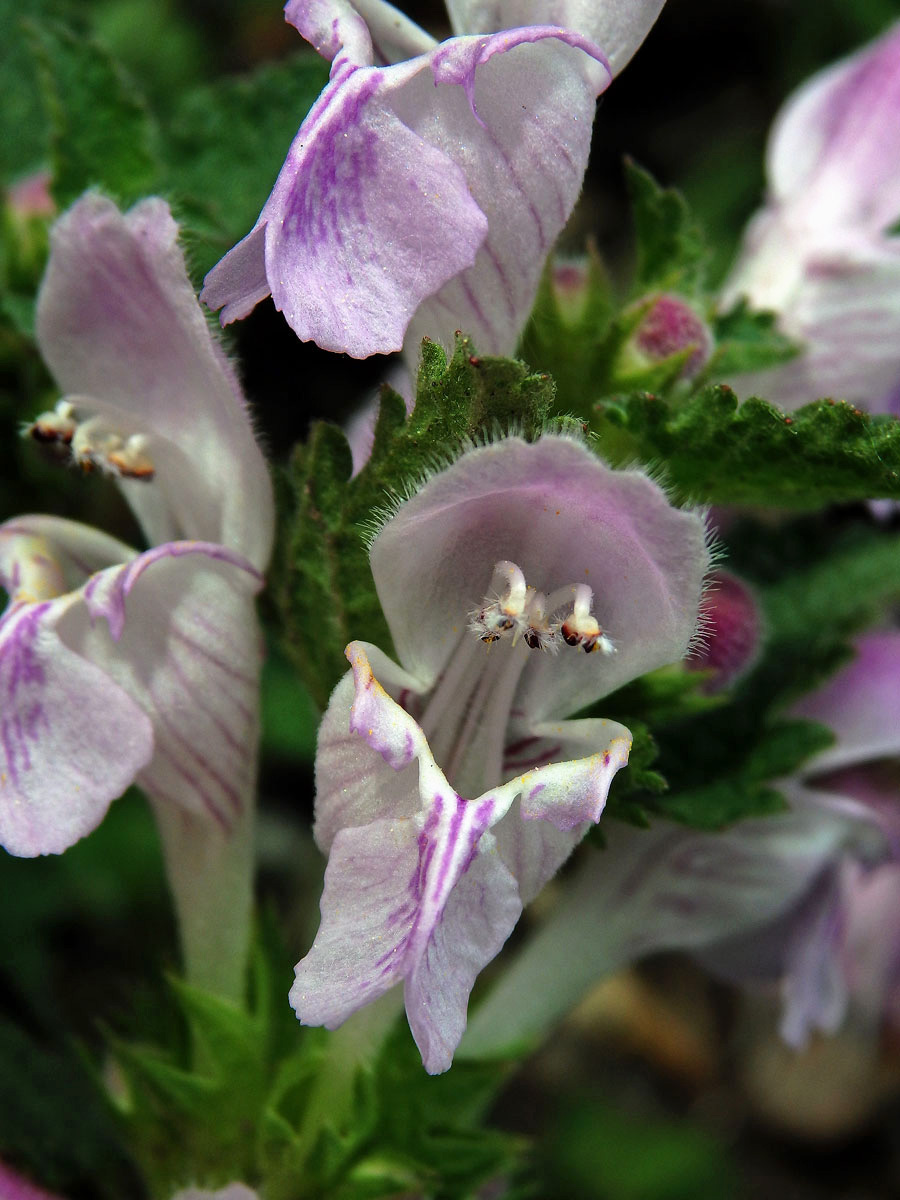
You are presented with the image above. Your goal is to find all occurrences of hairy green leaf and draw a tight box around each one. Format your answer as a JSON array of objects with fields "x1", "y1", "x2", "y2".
[
  {"x1": 28, "y1": 20, "x2": 159, "y2": 208},
  {"x1": 625, "y1": 159, "x2": 708, "y2": 297},
  {"x1": 594, "y1": 386, "x2": 900, "y2": 506},
  {"x1": 701, "y1": 298, "x2": 799, "y2": 380}
]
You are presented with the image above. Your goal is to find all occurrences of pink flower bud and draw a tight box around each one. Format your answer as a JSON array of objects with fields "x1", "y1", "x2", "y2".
[
  {"x1": 687, "y1": 570, "x2": 761, "y2": 691},
  {"x1": 0, "y1": 1160, "x2": 66, "y2": 1200},
  {"x1": 6, "y1": 171, "x2": 55, "y2": 219},
  {"x1": 617, "y1": 293, "x2": 713, "y2": 383}
]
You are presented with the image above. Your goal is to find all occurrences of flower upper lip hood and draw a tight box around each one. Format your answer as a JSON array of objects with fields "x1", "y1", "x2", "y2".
[
  {"x1": 291, "y1": 434, "x2": 709, "y2": 1073},
  {"x1": 0, "y1": 195, "x2": 273, "y2": 858},
  {"x1": 368, "y1": 433, "x2": 704, "y2": 722},
  {"x1": 721, "y1": 21, "x2": 900, "y2": 412},
  {"x1": 36, "y1": 194, "x2": 274, "y2": 569},
  {"x1": 201, "y1": 0, "x2": 666, "y2": 362}
]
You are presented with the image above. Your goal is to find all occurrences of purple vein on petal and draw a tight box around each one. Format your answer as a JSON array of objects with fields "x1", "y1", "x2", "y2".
[
  {"x1": 147, "y1": 683, "x2": 244, "y2": 817},
  {"x1": 164, "y1": 652, "x2": 249, "y2": 763},
  {"x1": 0, "y1": 603, "x2": 51, "y2": 788},
  {"x1": 168, "y1": 626, "x2": 257, "y2": 697},
  {"x1": 146, "y1": 697, "x2": 234, "y2": 828},
  {"x1": 483, "y1": 243, "x2": 517, "y2": 320},
  {"x1": 459, "y1": 278, "x2": 498, "y2": 341}
]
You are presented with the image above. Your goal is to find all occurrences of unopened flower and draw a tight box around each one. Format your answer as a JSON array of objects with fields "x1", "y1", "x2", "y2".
[
  {"x1": 686, "y1": 568, "x2": 761, "y2": 692},
  {"x1": 0, "y1": 196, "x2": 274, "y2": 994},
  {"x1": 291, "y1": 434, "x2": 708, "y2": 1072},
  {"x1": 202, "y1": 0, "x2": 666, "y2": 362},
  {"x1": 619, "y1": 293, "x2": 713, "y2": 382},
  {"x1": 0, "y1": 1159, "x2": 66, "y2": 1200},
  {"x1": 721, "y1": 22, "x2": 900, "y2": 411}
]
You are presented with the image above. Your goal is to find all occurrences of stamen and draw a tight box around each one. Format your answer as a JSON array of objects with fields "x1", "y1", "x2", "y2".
[
  {"x1": 23, "y1": 399, "x2": 77, "y2": 446},
  {"x1": 468, "y1": 563, "x2": 615, "y2": 655},
  {"x1": 73, "y1": 419, "x2": 157, "y2": 479},
  {"x1": 107, "y1": 434, "x2": 155, "y2": 480},
  {"x1": 468, "y1": 560, "x2": 530, "y2": 643},
  {"x1": 23, "y1": 401, "x2": 156, "y2": 482},
  {"x1": 559, "y1": 583, "x2": 615, "y2": 655},
  {"x1": 522, "y1": 589, "x2": 557, "y2": 653},
  {"x1": 420, "y1": 561, "x2": 617, "y2": 797}
]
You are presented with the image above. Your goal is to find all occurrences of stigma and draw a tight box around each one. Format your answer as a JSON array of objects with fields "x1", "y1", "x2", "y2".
[{"x1": 469, "y1": 561, "x2": 615, "y2": 656}]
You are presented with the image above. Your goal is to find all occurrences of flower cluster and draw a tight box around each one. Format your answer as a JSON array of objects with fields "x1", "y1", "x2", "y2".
[{"x1": 8, "y1": 0, "x2": 900, "y2": 1193}]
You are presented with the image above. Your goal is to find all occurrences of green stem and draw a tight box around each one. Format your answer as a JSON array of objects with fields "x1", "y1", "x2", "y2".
[
  {"x1": 153, "y1": 789, "x2": 256, "y2": 1004},
  {"x1": 294, "y1": 992, "x2": 403, "y2": 1168}
]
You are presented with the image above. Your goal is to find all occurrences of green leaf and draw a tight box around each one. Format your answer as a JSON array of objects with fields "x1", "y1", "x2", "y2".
[
  {"x1": 655, "y1": 719, "x2": 833, "y2": 831},
  {"x1": 543, "y1": 1098, "x2": 737, "y2": 1200},
  {"x1": 274, "y1": 420, "x2": 389, "y2": 710},
  {"x1": 353, "y1": 1023, "x2": 524, "y2": 1199},
  {"x1": 164, "y1": 52, "x2": 330, "y2": 278},
  {"x1": 656, "y1": 775, "x2": 788, "y2": 829},
  {"x1": 518, "y1": 249, "x2": 615, "y2": 418},
  {"x1": 606, "y1": 663, "x2": 724, "y2": 727},
  {"x1": 593, "y1": 386, "x2": 900, "y2": 506},
  {"x1": 0, "y1": 0, "x2": 53, "y2": 182},
  {"x1": 113, "y1": 946, "x2": 289, "y2": 1196},
  {"x1": 27, "y1": 20, "x2": 159, "y2": 208},
  {"x1": 625, "y1": 159, "x2": 708, "y2": 297},
  {"x1": 597, "y1": 668, "x2": 729, "y2": 832},
  {"x1": 763, "y1": 529, "x2": 900, "y2": 645},
  {"x1": 701, "y1": 297, "x2": 799, "y2": 379},
  {"x1": 276, "y1": 336, "x2": 558, "y2": 706},
  {"x1": 743, "y1": 718, "x2": 835, "y2": 780}
]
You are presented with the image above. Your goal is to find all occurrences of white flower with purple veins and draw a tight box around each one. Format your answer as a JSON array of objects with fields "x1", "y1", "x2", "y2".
[
  {"x1": 202, "y1": 0, "x2": 666, "y2": 361},
  {"x1": 462, "y1": 633, "x2": 899, "y2": 1059},
  {"x1": 290, "y1": 435, "x2": 708, "y2": 1073},
  {"x1": 721, "y1": 21, "x2": 900, "y2": 412},
  {"x1": 750, "y1": 631, "x2": 900, "y2": 1045},
  {"x1": 0, "y1": 194, "x2": 274, "y2": 860}
]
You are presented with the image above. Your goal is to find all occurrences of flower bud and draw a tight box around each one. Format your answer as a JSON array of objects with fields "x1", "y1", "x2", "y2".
[
  {"x1": 618, "y1": 293, "x2": 713, "y2": 383},
  {"x1": 687, "y1": 570, "x2": 761, "y2": 692}
]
